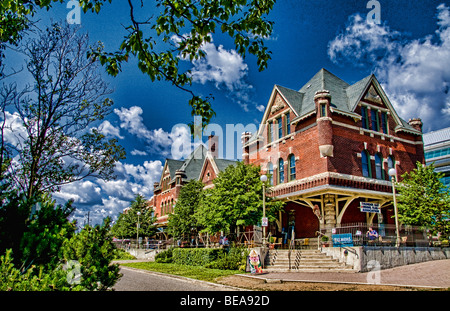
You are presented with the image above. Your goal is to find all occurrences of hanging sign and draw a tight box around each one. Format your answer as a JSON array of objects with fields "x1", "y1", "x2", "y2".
[{"x1": 360, "y1": 202, "x2": 380, "y2": 213}]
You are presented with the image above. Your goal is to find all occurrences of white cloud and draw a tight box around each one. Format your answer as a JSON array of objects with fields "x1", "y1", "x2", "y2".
[
  {"x1": 1, "y1": 111, "x2": 27, "y2": 147},
  {"x1": 97, "y1": 120, "x2": 124, "y2": 139},
  {"x1": 58, "y1": 159, "x2": 164, "y2": 226},
  {"x1": 131, "y1": 149, "x2": 148, "y2": 156},
  {"x1": 190, "y1": 41, "x2": 249, "y2": 91},
  {"x1": 114, "y1": 106, "x2": 195, "y2": 158},
  {"x1": 327, "y1": 4, "x2": 450, "y2": 132},
  {"x1": 173, "y1": 35, "x2": 260, "y2": 112}
]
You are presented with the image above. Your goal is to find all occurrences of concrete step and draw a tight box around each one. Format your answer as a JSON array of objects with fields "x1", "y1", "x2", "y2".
[{"x1": 264, "y1": 248, "x2": 356, "y2": 272}]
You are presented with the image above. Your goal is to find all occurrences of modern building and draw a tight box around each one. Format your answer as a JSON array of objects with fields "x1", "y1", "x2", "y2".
[
  {"x1": 423, "y1": 126, "x2": 450, "y2": 187},
  {"x1": 242, "y1": 68, "x2": 425, "y2": 238}
]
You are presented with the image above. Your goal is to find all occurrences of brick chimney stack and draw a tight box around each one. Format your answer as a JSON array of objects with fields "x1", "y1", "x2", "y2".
[{"x1": 408, "y1": 118, "x2": 423, "y2": 133}]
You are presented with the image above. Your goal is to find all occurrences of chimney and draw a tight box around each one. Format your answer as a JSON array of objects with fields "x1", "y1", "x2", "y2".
[
  {"x1": 208, "y1": 135, "x2": 219, "y2": 158},
  {"x1": 408, "y1": 118, "x2": 423, "y2": 133}
]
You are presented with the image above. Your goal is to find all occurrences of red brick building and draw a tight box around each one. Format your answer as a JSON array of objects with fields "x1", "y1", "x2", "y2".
[
  {"x1": 150, "y1": 136, "x2": 236, "y2": 232},
  {"x1": 242, "y1": 68, "x2": 425, "y2": 238}
]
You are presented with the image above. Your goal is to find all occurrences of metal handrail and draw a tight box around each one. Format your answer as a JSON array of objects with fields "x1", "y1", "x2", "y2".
[{"x1": 288, "y1": 230, "x2": 295, "y2": 269}]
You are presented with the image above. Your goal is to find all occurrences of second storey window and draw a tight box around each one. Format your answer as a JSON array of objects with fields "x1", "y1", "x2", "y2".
[
  {"x1": 268, "y1": 162, "x2": 274, "y2": 185},
  {"x1": 278, "y1": 158, "x2": 285, "y2": 184},
  {"x1": 375, "y1": 153, "x2": 384, "y2": 179},
  {"x1": 362, "y1": 150, "x2": 371, "y2": 178},
  {"x1": 288, "y1": 154, "x2": 296, "y2": 181}
]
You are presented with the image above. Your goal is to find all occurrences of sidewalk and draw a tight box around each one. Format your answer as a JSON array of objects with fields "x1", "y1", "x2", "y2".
[{"x1": 242, "y1": 259, "x2": 450, "y2": 289}]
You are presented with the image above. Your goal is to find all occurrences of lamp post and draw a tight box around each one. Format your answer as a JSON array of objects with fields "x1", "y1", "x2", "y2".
[
  {"x1": 388, "y1": 168, "x2": 400, "y2": 247},
  {"x1": 137, "y1": 211, "x2": 141, "y2": 249},
  {"x1": 260, "y1": 175, "x2": 268, "y2": 246}
]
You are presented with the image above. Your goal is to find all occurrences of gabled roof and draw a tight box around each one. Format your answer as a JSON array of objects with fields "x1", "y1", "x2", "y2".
[
  {"x1": 160, "y1": 144, "x2": 207, "y2": 185},
  {"x1": 253, "y1": 68, "x2": 420, "y2": 140},
  {"x1": 178, "y1": 144, "x2": 207, "y2": 181}
]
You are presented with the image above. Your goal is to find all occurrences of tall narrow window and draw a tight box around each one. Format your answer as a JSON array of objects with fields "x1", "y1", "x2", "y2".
[
  {"x1": 285, "y1": 113, "x2": 291, "y2": 135},
  {"x1": 371, "y1": 109, "x2": 379, "y2": 131},
  {"x1": 320, "y1": 103, "x2": 327, "y2": 117},
  {"x1": 387, "y1": 156, "x2": 395, "y2": 178},
  {"x1": 375, "y1": 153, "x2": 384, "y2": 179},
  {"x1": 361, "y1": 106, "x2": 369, "y2": 129},
  {"x1": 278, "y1": 158, "x2": 285, "y2": 184},
  {"x1": 381, "y1": 112, "x2": 388, "y2": 134},
  {"x1": 362, "y1": 150, "x2": 371, "y2": 178},
  {"x1": 268, "y1": 162, "x2": 274, "y2": 185},
  {"x1": 267, "y1": 121, "x2": 272, "y2": 144},
  {"x1": 277, "y1": 116, "x2": 283, "y2": 139},
  {"x1": 288, "y1": 154, "x2": 296, "y2": 181}
]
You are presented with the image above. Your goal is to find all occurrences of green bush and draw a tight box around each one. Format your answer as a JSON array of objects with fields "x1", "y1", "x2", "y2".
[
  {"x1": 172, "y1": 248, "x2": 224, "y2": 266},
  {"x1": 155, "y1": 248, "x2": 174, "y2": 263},
  {"x1": 113, "y1": 248, "x2": 136, "y2": 260},
  {"x1": 205, "y1": 247, "x2": 249, "y2": 271}
]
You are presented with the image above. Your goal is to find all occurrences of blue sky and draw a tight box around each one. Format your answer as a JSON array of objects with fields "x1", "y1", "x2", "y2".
[{"x1": 4, "y1": 0, "x2": 450, "y2": 226}]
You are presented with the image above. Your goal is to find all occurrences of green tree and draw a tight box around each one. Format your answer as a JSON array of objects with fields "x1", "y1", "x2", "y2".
[
  {"x1": 396, "y1": 162, "x2": 450, "y2": 240},
  {"x1": 62, "y1": 217, "x2": 121, "y2": 291},
  {"x1": 1, "y1": 0, "x2": 275, "y2": 129},
  {"x1": 0, "y1": 189, "x2": 75, "y2": 270},
  {"x1": 197, "y1": 161, "x2": 284, "y2": 235},
  {"x1": 1, "y1": 22, "x2": 125, "y2": 200},
  {"x1": 167, "y1": 179, "x2": 204, "y2": 239},
  {"x1": 110, "y1": 193, "x2": 157, "y2": 239}
]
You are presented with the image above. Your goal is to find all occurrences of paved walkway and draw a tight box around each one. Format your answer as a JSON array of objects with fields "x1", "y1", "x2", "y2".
[{"x1": 243, "y1": 259, "x2": 450, "y2": 288}]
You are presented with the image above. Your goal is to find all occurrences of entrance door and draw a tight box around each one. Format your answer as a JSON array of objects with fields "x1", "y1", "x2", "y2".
[{"x1": 283, "y1": 202, "x2": 320, "y2": 238}]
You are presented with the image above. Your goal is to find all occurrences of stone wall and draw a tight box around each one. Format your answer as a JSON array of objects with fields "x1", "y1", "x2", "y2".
[{"x1": 322, "y1": 246, "x2": 450, "y2": 272}]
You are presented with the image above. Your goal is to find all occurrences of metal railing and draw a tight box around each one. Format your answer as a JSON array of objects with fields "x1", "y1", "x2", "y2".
[{"x1": 318, "y1": 223, "x2": 435, "y2": 248}]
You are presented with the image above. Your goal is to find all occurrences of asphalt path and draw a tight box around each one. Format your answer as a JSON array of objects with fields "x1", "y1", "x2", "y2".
[{"x1": 113, "y1": 266, "x2": 241, "y2": 291}]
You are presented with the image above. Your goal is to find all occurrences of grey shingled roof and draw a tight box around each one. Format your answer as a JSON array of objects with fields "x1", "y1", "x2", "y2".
[
  {"x1": 272, "y1": 68, "x2": 418, "y2": 133},
  {"x1": 178, "y1": 144, "x2": 207, "y2": 181}
]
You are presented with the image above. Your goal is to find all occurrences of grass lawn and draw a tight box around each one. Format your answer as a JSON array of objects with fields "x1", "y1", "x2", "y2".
[{"x1": 120, "y1": 261, "x2": 244, "y2": 283}]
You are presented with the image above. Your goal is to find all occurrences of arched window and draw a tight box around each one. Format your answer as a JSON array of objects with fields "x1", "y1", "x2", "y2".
[
  {"x1": 288, "y1": 154, "x2": 296, "y2": 181},
  {"x1": 387, "y1": 156, "x2": 395, "y2": 179},
  {"x1": 268, "y1": 162, "x2": 274, "y2": 186},
  {"x1": 387, "y1": 156, "x2": 395, "y2": 170},
  {"x1": 375, "y1": 153, "x2": 384, "y2": 179},
  {"x1": 278, "y1": 158, "x2": 285, "y2": 184},
  {"x1": 362, "y1": 150, "x2": 371, "y2": 178}
]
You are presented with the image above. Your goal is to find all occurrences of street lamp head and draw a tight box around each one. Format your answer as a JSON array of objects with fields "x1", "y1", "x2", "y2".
[
  {"x1": 137, "y1": 211, "x2": 141, "y2": 216},
  {"x1": 260, "y1": 174, "x2": 268, "y2": 182},
  {"x1": 388, "y1": 168, "x2": 397, "y2": 177}
]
